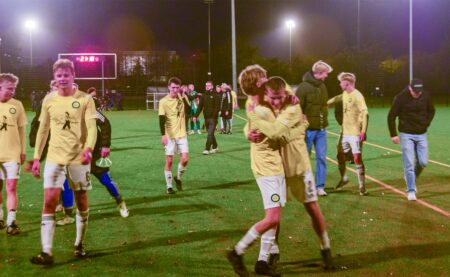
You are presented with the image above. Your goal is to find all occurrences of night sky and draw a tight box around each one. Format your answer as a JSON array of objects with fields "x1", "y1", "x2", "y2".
[{"x1": 0, "y1": 0, "x2": 449, "y2": 65}]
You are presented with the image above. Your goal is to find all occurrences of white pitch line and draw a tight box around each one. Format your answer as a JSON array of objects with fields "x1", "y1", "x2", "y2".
[
  {"x1": 327, "y1": 130, "x2": 450, "y2": 169},
  {"x1": 234, "y1": 113, "x2": 450, "y2": 218},
  {"x1": 325, "y1": 156, "x2": 450, "y2": 218}
]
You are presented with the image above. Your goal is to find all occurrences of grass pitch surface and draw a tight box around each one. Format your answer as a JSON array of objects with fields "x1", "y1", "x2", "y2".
[{"x1": 1, "y1": 107, "x2": 449, "y2": 276}]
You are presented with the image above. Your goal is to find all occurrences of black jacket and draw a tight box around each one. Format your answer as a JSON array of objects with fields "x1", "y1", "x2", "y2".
[
  {"x1": 195, "y1": 89, "x2": 220, "y2": 120},
  {"x1": 220, "y1": 89, "x2": 233, "y2": 115},
  {"x1": 295, "y1": 71, "x2": 329, "y2": 129},
  {"x1": 387, "y1": 88, "x2": 435, "y2": 137}
]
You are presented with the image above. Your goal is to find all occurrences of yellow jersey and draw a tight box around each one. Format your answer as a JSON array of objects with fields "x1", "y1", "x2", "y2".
[
  {"x1": 249, "y1": 103, "x2": 311, "y2": 177},
  {"x1": 328, "y1": 89, "x2": 368, "y2": 136},
  {"x1": 35, "y1": 90, "x2": 97, "y2": 164},
  {"x1": 0, "y1": 98, "x2": 27, "y2": 162},
  {"x1": 158, "y1": 95, "x2": 187, "y2": 139}
]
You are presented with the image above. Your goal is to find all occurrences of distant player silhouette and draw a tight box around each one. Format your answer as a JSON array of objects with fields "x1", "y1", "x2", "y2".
[{"x1": 62, "y1": 112, "x2": 71, "y2": 130}]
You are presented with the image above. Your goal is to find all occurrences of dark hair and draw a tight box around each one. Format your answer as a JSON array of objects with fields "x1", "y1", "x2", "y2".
[
  {"x1": 87, "y1": 87, "x2": 96, "y2": 94},
  {"x1": 264, "y1": 76, "x2": 287, "y2": 92}
]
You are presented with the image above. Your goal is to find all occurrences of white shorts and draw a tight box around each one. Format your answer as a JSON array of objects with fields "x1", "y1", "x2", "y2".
[
  {"x1": 0, "y1": 161, "x2": 20, "y2": 180},
  {"x1": 165, "y1": 137, "x2": 189, "y2": 156},
  {"x1": 43, "y1": 161, "x2": 92, "y2": 191},
  {"x1": 256, "y1": 175, "x2": 286, "y2": 209},
  {"x1": 286, "y1": 170, "x2": 318, "y2": 203},
  {"x1": 341, "y1": 135, "x2": 361, "y2": 154}
]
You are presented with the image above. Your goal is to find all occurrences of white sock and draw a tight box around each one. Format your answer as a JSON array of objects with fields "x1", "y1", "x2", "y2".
[
  {"x1": 177, "y1": 163, "x2": 185, "y2": 180},
  {"x1": 165, "y1": 171, "x2": 173, "y2": 188},
  {"x1": 342, "y1": 175, "x2": 349, "y2": 182},
  {"x1": 258, "y1": 227, "x2": 277, "y2": 261},
  {"x1": 270, "y1": 243, "x2": 280, "y2": 255},
  {"x1": 75, "y1": 209, "x2": 89, "y2": 246},
  {"x1": 320, "y1": 231, "x2": 331, "y2": 250},
  {"x1": 235, "y1": 225, "x2": 260, "y2": 255},
  {"x1": 41, "y1": 214, "x2": 56, "y2": 255},
  {"x1": 357, "y1": 165, "x2": 365, "y2": 187},
  {"x1": 7, "y1": 210, "x2": 16, "y2": 226}
]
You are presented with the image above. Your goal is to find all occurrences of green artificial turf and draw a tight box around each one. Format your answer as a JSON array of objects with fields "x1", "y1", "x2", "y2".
[{"x1": 0, "y1": 107, "x2": 449, "y2": 276}]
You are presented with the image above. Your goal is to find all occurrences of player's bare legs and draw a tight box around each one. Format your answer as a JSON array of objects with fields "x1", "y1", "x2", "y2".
[
  {"x1": 335, "y1": 151, "x2": 349, "y2": 190},
  {"x1": 74, "y1": 190, "x2": 89, "y2": 256},
  {"x1": 354, "y1": 153, "x2": 367, "y2": 195}
]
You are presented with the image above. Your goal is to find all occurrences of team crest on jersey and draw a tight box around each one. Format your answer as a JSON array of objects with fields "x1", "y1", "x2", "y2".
[
  {"x1": 72, "y1": 101, "x2": 81, "y2": 109},
  {"x1": 271, "y1": 193, "x2": 280, "y2": 203},
  {"x1": 9, "y1": 107, "x2": 16, "y2": 114}
]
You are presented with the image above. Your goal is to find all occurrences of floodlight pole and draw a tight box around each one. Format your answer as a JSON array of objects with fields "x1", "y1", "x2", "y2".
[
  {"x1": 204, "y1": 0, "x2": 214, "y2": 77},
  {"x1": 231, "y1": 0, "x2": 237, "y2": 92},
  {"x1": 357, "y1": 0, "x2": 361, "y2": 52},
  {"x1": 409, "y1": 0, "x2": 413, "y2": 81},
  {"x1": 289, "y1": 27, "x2": 293, "y2": 67},
  {"x1": 0, "y1": 37, "x2": 2, "y2": 73},
  {"x1": 101, "y1": 58, "x2": 105, "y2": 98},
  {"x1": 29, "y1": 28, "x2": 33, "y2": 68}
]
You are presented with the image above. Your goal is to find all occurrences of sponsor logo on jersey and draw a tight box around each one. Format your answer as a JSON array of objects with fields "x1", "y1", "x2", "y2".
[
  {"x1": 72, "y1": 101, "x2": 81, "y2": 109},
  {"x1": 9, "y1": 108, "x2": 16, "y2": 114}
]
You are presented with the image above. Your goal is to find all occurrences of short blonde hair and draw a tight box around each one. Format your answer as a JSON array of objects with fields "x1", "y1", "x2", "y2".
[
  {"x1": 0, "y1": 73, "x2": 19, "y2": 84},
  {"x1": 312, "y1": 60, "x2": 333, "y2": 74},
  {"x1": 238, "y1": 64, "x2": 267, "y2": 96},
  {"x1": 53, "y1": 59, "x2": 75, "y2": 75},
  {"x1": 337, "y1": 72, "x2": 356, "y2": 84}
]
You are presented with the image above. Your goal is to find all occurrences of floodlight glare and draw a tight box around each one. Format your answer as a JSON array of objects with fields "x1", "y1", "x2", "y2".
[
  {"x1": 285, "y1": 20, "x2": 296, "y2": 29},
  {"x1": 25, "y1": 19, "x2": 37, "y2": 30}
]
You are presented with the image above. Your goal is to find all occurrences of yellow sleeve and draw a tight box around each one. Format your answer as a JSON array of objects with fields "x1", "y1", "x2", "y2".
[
  {"x1": 17, "y1": 103, "x2": 27, "y2": 154},
  {"x1": 85, "y1": 118, "x2": 97, "y2": 149},
  {"x1": 19, "y1": 126, "x2": 26, "y2": 154},
  {"x1": 34, "y1": 103, "x2": 50, "y2": 160},
  {"x1": 327, "y1": 94, "x2": 343, "y2": 105},
  {"x1": 247, "y1": 111, "x2": 290, "y2": 141},
  {"x1": 243, "y1": 123, "x2": 249, "y2": 138},
  {"x1": 158, "y1": 99, "x2": 166, "y2": 116},
  {"x1": 358, "y1": 95, "x2": 369, "y2": 133},
  {"x1": 83, "y1": 96, "x2": 98, "y2": 150},
  {"x1": 276, "y1": 105, "x2": 302, "y2": 128},
  {"x1": 17, "y1": 102, "x2": 28, "y2": 127}
]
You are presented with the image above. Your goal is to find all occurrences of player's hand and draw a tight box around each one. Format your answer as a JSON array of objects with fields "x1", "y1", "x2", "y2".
[
  {"x1": 101, "y1": 147, "x2": 110, "y2": 158},
  {"x1": 20, "y1": 153, "x2": 26, "y2": 164},
  {"x1": 161, "y1": 135, "x2": 168, "y2": 146},
  {"x1": 24, "y1": 160, "x2": 34, "y2": 172},
  {"x1": 225, "y1": 111, "x2": 229, "y2": 116},
  {"x1": 192, "y1": 117, "x2": 197, "y2": 123},
  {"x1": 288, "y1": 95, "x2": 300, "y2": 105},
  {"x1": 359, "y1": 132, "x2": 367, "y2": 142},
  {"x1": 81, "y1": 147, "x2": 93, "y2": 165},
  {"x1": 391, "y1": 136, "x2": 399, "y2": 144},
  {"x1": 31, "y1": 159, "x2": 41, "y2": 179},
  {"x1": 247, "y1": 130, "x2": 266, "y2": 143}
]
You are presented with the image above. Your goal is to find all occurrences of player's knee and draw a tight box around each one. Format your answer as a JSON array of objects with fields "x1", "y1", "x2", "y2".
[
  {"x1": 5, "y1": 182, "x2": 17, "y2": 194},
  {"x1": 354, "y1": 154, "x2": 363, "y2": 164},
  {"x1": 181, "y1": 157, "x2": 189, "y2": 166},
  {"x1": 43, "y1": 201, "x2": 58, "y2": 212},
  {"x1": 264, "y1": 214, "x2": 280, "y2": 227},
  {"x1": 165, "y1": 157, "x2": 173, "y2": 168},
  {"x1": 268, "y1": 217, "x2": 280, "y2": 228}
]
